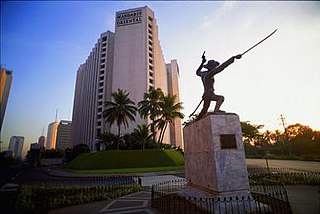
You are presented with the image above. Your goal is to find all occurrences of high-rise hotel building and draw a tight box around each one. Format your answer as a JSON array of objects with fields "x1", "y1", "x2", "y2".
[
  {"x1": 71, "y1": 6, "x2": 183, "y2": 151},
  {"x1": 0, "y1": 68, "x2": 13, "y2": 131}
]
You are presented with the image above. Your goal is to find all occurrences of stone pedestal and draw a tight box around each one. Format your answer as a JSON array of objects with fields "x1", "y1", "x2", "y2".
[{"x1": 182, "y1": 114, "x2": 249, "y2": 197}]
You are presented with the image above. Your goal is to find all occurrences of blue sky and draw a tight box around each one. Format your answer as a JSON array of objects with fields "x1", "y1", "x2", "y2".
[{"x1": 1, "y1": 1, "x2": 320, "y2": 154}]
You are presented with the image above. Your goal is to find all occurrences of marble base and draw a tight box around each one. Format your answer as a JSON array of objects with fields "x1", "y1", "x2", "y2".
[{"x1": 183, "y1": 114, "x2": 249, "y2": 194}]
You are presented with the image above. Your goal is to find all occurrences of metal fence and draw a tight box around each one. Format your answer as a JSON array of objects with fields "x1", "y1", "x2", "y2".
[
  {"x1": 22, "y1": 175, "x2": 142, "y2": 187},
  {"x1": 151, "y1": 179, "x2": 292, "y2": 214},
  {"x1": 15, "y1": 175, "x2": 142, "y2": 213}
]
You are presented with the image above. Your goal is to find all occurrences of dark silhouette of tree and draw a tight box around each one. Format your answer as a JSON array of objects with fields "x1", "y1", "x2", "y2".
[
  {"x1": 156, "y1": 94, "x2": 184, "y2": 146},
  {"x1": 132, "y1": 124, "x2": 152, "y2": 150},
  {"x1": 103, "y1": 89, "x2": 137, "y2": 150},
  {"x1": 138, "y1": 88, "x2": 164, "y2": 143},
  {"x1": 97, "y1": 132, "x2": 116, "y2": 150},
  {"x1": 240, "y1": 121, "x2": 264, "y2": 144}
]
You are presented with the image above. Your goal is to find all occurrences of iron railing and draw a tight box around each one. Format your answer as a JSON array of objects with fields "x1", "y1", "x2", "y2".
[{"x1": 151, "y1": 179, "x2": 292, "y2": 214}]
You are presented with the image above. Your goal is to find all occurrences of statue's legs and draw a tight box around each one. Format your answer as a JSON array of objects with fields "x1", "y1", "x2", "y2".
[
  {"x1": 197, "y1": 98, "x2": 211, "y2": 119},
  {"x1": 212, "y1": 94, "x2": 224, "y2": 112}
]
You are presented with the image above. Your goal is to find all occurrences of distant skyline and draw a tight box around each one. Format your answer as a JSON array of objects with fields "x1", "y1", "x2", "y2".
[{"x1": 1, "y1": 1, "x2": 319, "y2": 156}]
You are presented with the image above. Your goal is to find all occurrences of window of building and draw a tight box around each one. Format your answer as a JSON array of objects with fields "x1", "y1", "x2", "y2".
[
  {"x1": 100, "y1": 70, "x2": 104, "y2": 75},
  {"x1": 98, "y1": 101, "x2": 103, "y2": 106},
  {"x1": 98, "y1": 107, "x2": 102, "y2": 112},
  {"x1": 99, "y1": 82, "x2": 103, "y2": 87},
  {"x1": 149, "y1": 47, "x2": 153, "y2": 52},
  {"x1": 101, "y1": 64, "x2": 105, "y2": 69},
  {"x1": 101, "y1": 53, "x2": 106, "y2": 58},
  {"x1": 149, "y1": 65, "x2": 153, "y2": 70},
  {"x1": 149, "y1": 72, "x2": 153, "y2": 77},
  {"x1": 102, "y1": 48, "x2": 106, "y2": 52},
  {"x1": 148, "y1": 29, "x2": 152, "y2": 34},
  {"x1": 102, "y1": 43, "x2": 107, "y2": 47},
  {"x1": 148, "y1": 24, "x2": 152, "y2": 29},
  {"x1": 97, "y1": 128, "x2": 101, "y2": 134},
  {"x1": 148, "y1": 16, "x2": 153, "y2": 22},
  {"x1": 98, "y1": 88, "x2": 103, "y2": 93},
  {"x1": 101, "y1": 59, "x2": 105, "y2": 63},
  {"x1": 102, "y1": 37, "x2": 107, "y2": 42},
  {"x1": 148, "y1": 41, "x2": 153, "y2": 46},
  {"x1": 149, "y1": 79, "x2": 154, "y2": 84},
  {"x1": 149, "y1": 53, "x2": 153, "y2": 58},
  {"x1": 97, "y1": 121, "x2": 102, "y2": 126},
  {"x1": 98, "y1": 94, "x2": 103, "y2": 99},
  {"x1": 99, "y1": 76, "x2": 104, "y2": 81},
  {"x1": 148, "y1": 35, "x2": 153, "y2": 40},
  {"x1": 149, "y1": 59, "x2": 153, "y2": 64}
]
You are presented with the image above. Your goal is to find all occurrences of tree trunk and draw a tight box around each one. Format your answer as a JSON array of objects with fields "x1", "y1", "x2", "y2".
[
  {"x1": 117, "y1": 125, "x2": 121, "y2": 150},
  {"x1": 160, "y1": 123, "x2": 168, "y2": 146}
]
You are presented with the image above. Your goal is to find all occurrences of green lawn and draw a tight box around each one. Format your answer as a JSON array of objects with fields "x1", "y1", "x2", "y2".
[
  {"x1": 65, "y1": 165, "x2": 184, "y2": 174},
  {"x1": 66, "y1": 149, "x2": 184, "y2": 170}
]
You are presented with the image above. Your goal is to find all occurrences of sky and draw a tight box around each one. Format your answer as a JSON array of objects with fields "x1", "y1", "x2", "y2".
[{"x1": 1, "y1": 1, "x2": 320, "y2": 155}]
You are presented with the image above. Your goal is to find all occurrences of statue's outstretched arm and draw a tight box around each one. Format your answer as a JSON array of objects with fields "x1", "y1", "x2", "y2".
[{"x1": 208, "y1": 54, "x2": 241, "y2": 77}]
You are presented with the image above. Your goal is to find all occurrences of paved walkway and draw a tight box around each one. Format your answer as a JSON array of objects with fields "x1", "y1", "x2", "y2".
[{"x1": 49, "y1": 175, "x2": 182, "y2": 214}]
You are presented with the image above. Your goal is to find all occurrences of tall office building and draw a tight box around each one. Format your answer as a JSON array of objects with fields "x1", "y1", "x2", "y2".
[
  {"x1": 46, "y1": 122, "x2": 59, "y2": 149},
  {"x1": 71, "y1": 6, "x2": 183, "y2": 150},
  {"x1": 38, "y1": 136, "x2": 46, "y2": 148},
  {"x1": 71, "y1": 31, "x2": 114, "y2": 151},
  {"x1": 166, "y1": 60, "x2": 183, "y2": 149},
  {"x1": 8, "y1": 136, "x2": 24, "y2": 159},
  {"x1": 0, "y1": 68, "x2": 13, "y2": 131},
  {"x1": 56, "y1": 120, "x2": 72, "y2": 149}
]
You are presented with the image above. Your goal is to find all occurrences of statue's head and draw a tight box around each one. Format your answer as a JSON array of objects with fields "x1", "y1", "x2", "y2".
[{"x1": 204, "y1": 60, "x2": 220, "y2": 69}]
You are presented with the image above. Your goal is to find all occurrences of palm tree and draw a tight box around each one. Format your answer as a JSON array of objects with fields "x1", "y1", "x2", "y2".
[
  {"x1": 132, "y1": 124, "x2": 152, "y2": 150},
  {"x1": 97, "y1": 132, "x2": 116, "y2": 150},
  {"x1": 138, "y1": 88, "x2": 164, "y2": 143},
  {"x1": 156, "y1": 94, "x2": 184, "y2": 146},
  {"x1": 103, "y1": 89, "x2": 137, "y2": 150}
]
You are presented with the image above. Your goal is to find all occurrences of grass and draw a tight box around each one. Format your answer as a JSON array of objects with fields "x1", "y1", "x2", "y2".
[
  {"x1": 66, "y1": 149, "x2": 184, "y2": 171},
  {"x1": 65, "y1": 165, "x2": 184, "y2": 174}
]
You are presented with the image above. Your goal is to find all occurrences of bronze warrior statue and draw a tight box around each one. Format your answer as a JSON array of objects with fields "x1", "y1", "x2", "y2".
[{"x1": 196, "y1": 52, "x2": 242, "y2": 119}]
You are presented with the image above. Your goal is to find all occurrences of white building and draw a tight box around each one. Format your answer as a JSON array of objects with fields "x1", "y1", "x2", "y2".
[
  {"x1": 71, "y1": 6, "x2": 183, "y2": 150},
  {"x1": 8, "y1": 136, "x2": 24, "y2": 159}
]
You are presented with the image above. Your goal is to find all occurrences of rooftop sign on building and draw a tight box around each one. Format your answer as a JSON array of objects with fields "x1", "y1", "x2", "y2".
[{"x1": 116, "y1": 9, "x2": 142, "y2": 27}]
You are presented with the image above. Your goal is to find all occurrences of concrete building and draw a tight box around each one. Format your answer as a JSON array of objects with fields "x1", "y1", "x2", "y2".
[
  {"x1": 56, "y1": 120, "x2": 72, "y2": 149},
  {"x1": 71, "y1": 6, "x2": 183, "y2": 150},
  {"x1": 8, "y1": 136, "x2": 24, "y2": 159},
  {"x1": 30, "y1": 143, "x2": 40, "y2": 150},
  {"x1": 38, "y1": 136, "x2": 46, "y2": 148},
  {"x1": 46, "y1": 122, "x2": 59, "y2": 149},
  {"x1": 0, "y1": 68, "x2": 13, "y2": 131},
  {"x1": 166, "y1": 60, "x2": 183, "y2": 149},
  {"x1": 71, "y1": 31, "x2": 114, "y2": 151}
]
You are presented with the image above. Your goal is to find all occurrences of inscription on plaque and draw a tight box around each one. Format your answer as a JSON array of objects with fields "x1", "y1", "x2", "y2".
[
  {"x1": 220, "y1": 134, "x2": 237, "y2": 149},
  {"x1": 116, "y1": 9, "x2": 142, "y2": 27}
]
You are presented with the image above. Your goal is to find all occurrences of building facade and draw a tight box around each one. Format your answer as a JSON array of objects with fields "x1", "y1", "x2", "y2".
[
  {"x1": 71, "y1": 6, "x2": 183, "y2": 150},
  {"x1": 46, "y1": 122, "x2": 59, "y2": 149},
  {"x1": 8, "y1": 136, "x2": 24, "y2": 159},
  {"x1": 38, "y1": 136, "x2": 46, "y2": 148},
  {"x1": 71, "y1": 31, "x2": 114, "y2": 151},
  {"x1": 166, "y1": 60, "x2": 183, "y2": 149},
  {"x1": 0, "y1": 68, "x2": 13, "y2": 131},
  {"x1": 56, "y1": 120, "x2": 72, "y2": 149}
]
